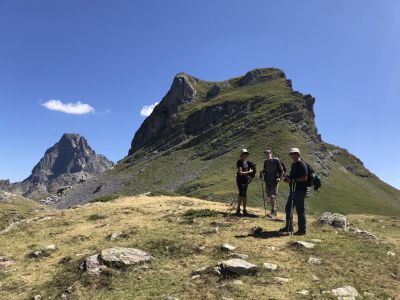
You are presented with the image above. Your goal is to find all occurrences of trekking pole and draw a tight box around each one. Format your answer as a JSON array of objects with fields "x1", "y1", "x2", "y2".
[
  {"x1": 261, "y1": 180, "x2": 266, "y2": 216},
  {"x1": 287, "y1": 181, "x2": 296, "y2": 235}
]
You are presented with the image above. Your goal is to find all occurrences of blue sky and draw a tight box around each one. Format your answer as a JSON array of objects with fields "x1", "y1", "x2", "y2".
[{"x1": 0, "y1": 1, "x2": 399, "y2": 189}]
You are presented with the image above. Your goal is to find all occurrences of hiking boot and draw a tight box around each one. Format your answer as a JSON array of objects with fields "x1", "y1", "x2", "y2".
[
  {"x1": 242, "y1": 210, "x2": 249, "y2": 216},
  {"x1": 294, "y1": 230, "x2": 306, "y2": 236},
  {"x1": 235, "y1": 209, "x2": 241, "y2": 216}
]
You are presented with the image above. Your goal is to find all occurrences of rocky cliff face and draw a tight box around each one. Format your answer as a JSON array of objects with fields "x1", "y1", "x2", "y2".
[
  {"x1": 2, "y1": 133, "x2": 113, "y2": 199},
  {"x1": 51, "y1": 68, "x2": 399, "y2": 215}
]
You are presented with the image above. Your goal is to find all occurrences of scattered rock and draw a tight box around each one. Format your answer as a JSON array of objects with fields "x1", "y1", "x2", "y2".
[
  {"x1": 28, "y1": 244, "x2": 58, "y2": 258},
  {"x1": 348, "y1": 227, "x2": 378, "y2": 240},
  {"x1": 221, "y1": 244, "x2": 236, "y2": 251},
  {"x1": 192, "y1": 266, "x2": 208, "y2": 276},
  {"x1": 308, "y1": 256, "x2": 322, "y2": 265},
  {"x1": 100, "y1": 247, "x2": 153, "y2": 268},
  {"x1": 191, "y1": 274, "x2": 200, "y2": 280},
  {"x1": 222, "y1": 298, "x2": 233, "y2": 300},
  {"x1": 310, "y1": 239, "x2": 322, "y2": 243},
  {"x1": 318, "y1": 212, "x2": 348, "y2": 229},
  {"x1": 263, "y1": 262, "x2": 278, "y2": 271},
  {"x1": 233, "y1": 279, "x2": 244, "y2": 285},
  {"x1": 218, "y1": 259, "x2": 258, "y2": 276},
  {"x1": 249, "y1": 226, "x2": 263, "y2": 235},
  {"x1": 312, "y1": 275, "x2": 320, "y2": 281},
  {"x1": 297, "y1": 290, "x2": 309, "y2": 295},
  {"x1": 363, "y1": 291, "x2": 375, "y2": 297},
  {"x1": 162, "y1": 297, "x2": 179, "y2": 300},
  {"x1": 273, "y1": 277, "x2": 291, "y2": 284},
  {"x1": 266, "y1": 246, "x2": 277, "y2": 251},
  {"x1": 81, "y1": 254, "x2": 108, "y2": 276},
  {"x1": 387, "y1": 251, "x2": 395, "y2": 257},
  {"x1": 331, "y1": 285, "x2": 359, "y2": 298},
  {"x1": 293, "y1": 241, "x2": 315, "y2": 249},
  {"x1": 32, "y1": 295, "x2": 42, "y2": 300},
  {"x1": 229, "y1": 253, "x2": 249, "y2": 260},
  {"x1": 0, "y1": 256, "x2": 15, "y2": 267},
  {"x1": 106, "y1": 231, "x2": 129, "y2": 241}
]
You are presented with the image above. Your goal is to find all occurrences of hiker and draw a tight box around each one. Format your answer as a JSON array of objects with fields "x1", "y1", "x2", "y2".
[
  {"x1": 260, "y1": 150, "x2": 284, "y2": 219},
  {"x1": 281, "y1": 148, "x2": 308, "y2": 235},
  {"x1": 236, "y1": 149, "x2": 254, "y2": 216}
]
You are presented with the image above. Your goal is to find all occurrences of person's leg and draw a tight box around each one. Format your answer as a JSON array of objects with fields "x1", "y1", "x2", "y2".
[
  {"x1": 236, "y1": 182, "x2": 243, "y2": 213},
  {"x1": 280, "y1": 193, "x2": 293, "y2": 231},
  {"x1": 242, "y1": 184, "x2": 248, "y2": 214},
  {"x1": 294, "y1": 190, "x2": 307, "y2": 233}
]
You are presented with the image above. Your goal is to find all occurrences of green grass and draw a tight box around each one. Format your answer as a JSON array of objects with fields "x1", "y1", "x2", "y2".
[{"x1": 1, "y1": 196, "x2": 399, "y2": 299}]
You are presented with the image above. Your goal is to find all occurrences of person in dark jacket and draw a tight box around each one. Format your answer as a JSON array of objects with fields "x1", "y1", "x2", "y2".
[
  {"x1": 281, "y1": 148, "x2": 308, "y2": 235},
  {"x1": 236, "y1": 149, "x2": 254, "y2": 216},
  {"x1": 260, "y1": 150, "x2": 284, "y2": 219}
]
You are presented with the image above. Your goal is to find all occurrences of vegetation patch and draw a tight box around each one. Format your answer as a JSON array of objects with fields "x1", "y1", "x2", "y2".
[{"x1": 90, "y1": 194, "x2": 120, "y2": 203}]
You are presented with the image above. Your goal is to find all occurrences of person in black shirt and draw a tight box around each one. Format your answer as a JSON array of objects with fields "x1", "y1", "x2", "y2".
[
  {"x1": 281, "y1": 148, "x2": 308, "y2": 235},
  {"x1": 236, "y1": 149, "x2": 254, "y2": 216}
]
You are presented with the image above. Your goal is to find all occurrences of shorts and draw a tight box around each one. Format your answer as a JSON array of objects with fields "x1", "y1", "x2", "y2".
[
  {"x1": 265, "y1": 181, "x2": 278, "y2": 197},
  {"x1": 237, "y1": 181, "x2": 248, "y2": 197}
]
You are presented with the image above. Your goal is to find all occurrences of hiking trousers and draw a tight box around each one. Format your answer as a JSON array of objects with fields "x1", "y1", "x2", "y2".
[{"x1": 285, "y1": 189, "x2": 307, "y2": 231}]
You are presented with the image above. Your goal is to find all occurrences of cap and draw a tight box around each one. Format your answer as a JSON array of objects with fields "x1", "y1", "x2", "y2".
[{"x1": 289, "y1": 148, "x2": 300, "y2": 155}]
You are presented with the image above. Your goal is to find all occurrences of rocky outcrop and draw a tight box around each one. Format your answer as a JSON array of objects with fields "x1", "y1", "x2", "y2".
[{"x1": 2, "y1": 133, "x2": 113, "y2": 199}]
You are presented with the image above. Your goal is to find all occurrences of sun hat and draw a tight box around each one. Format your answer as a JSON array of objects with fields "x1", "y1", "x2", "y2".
[
  {"x1": 289, "y1": 148, "x2": 300, "y2": 155},
  {"x1": 240, "y1": 149, "x2": 250, "y2": 155}
]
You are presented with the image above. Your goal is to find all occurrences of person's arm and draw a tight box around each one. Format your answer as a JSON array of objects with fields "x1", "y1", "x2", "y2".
[
  {"x1": 278, "y1": 164, "x2": 284, "y2": 181},
  {"x1": 238, "y1": 167, "x2": 253, "y2": 175}
]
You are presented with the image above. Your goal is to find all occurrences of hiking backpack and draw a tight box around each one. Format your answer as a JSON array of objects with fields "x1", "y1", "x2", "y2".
[
  {"x1": 304, "y1": 162, "x2": 322, "y2": 191},
  {"x1": 247, "y1": 161, "x2": 257, "y2": 179}
]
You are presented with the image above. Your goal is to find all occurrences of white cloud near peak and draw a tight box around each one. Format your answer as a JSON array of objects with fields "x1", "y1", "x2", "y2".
[
  {"x1": 140, "y1": 102, "x2": 159, "y2": 117},
  {"x1": 42, "y1": 99, "x2": 95, "y2": 115}
]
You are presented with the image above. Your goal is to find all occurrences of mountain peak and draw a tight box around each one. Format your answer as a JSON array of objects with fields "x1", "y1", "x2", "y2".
[{"x1": 239, "y1": 68, "x2": 286, "y2": 86}]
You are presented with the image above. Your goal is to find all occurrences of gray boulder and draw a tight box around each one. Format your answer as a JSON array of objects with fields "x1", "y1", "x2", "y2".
[
  {"x1": 218, "y1": 258, "x2": 258, "y2": 276},
  {"x1": 293, "y1": 241, "x2": 315, "y2": 249},
  {"x1": 318, "y1": 212, "x2": 348, "y2": 229},
  {"x1": 331, "y1": 285, "x2": 359, "y2": 298},
  {"x1": 0, "y1": 256, "x2": 15, "y2": 267},
  {"x1": 99, "y1": 247, "x2": 153, "y2": 268},
  {"x1": 81, "y1": 254, "x2": 107, "y2": 276}
]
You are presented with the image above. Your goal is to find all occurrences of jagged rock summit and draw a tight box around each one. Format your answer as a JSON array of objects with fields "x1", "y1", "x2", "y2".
[
  {"x1": 49, "y1": 68, "x2": 399, "y2": 214},
  {"x1": 0, "y1": 133, "x2": 113, "y2": 199}
]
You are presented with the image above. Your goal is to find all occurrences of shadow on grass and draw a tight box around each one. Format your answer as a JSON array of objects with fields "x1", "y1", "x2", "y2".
[{"x1": 234, "y1": 230, "x2": 285, "y2": 240}]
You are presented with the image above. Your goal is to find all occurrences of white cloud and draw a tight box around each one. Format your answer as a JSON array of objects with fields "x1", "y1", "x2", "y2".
[
  {"x1": 42, "y1": 99, "x2": 95, "y2": 115},
  {"x1": 140, "y1": 102, "x2": 159, "y2": 117}
]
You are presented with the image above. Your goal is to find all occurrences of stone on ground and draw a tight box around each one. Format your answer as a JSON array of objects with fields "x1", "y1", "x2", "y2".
[
  {"x1": 331, "y1": 285, "x2": 359, "y2": 298},
  {"x1": 308, "y1": 256, "x2": 322, "y2": 265},
  {"x1": 312, "y1": 275, "x2": 320, "y2": 281},
  {"x1": 0, "y1": 256, "x2": 15, "y2": 267},
  {"x1": 221, "y1": 243, "x2": 236, "y2": 251},
  {"x1": 387, "y1": 251, "x2": 395, "y2": 257},
  {"x1": 273, "y1": 277, "x2": 291, "y2": 284},
  {"x1": 100, "y1": 247, "x2": 153, "y2": 268},
  {"x1": 348, "y1": 227, "x2": 378, "y2": 240},
  {"x1": 293, "y1": 241, "x2": 315, "y2": 249},
  {"x1": 233, "y1": 279, "x2": 244, "y2": 285},
  {"x1": 81, "y1": 254, "x2": 107, "y2": 276},
  {"x1": 218, "y1": 259, "x2": 258, "y2": 276},
  {"x1": 297, "y1": 290, "x2": 309, "y2": 295},
  {"x1": 263, "y1": 262, "x2": 278, "y2": 271},
  {"x1": 318, "y1": 212, "x2": 348, "y2": 229}
]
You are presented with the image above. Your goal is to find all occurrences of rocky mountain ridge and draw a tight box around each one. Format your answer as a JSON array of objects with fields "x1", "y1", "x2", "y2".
[
  {"x1": 30, "y1": 68, "x2": 399, "y2": 216},
  {"x1": 0, "y1": 133, "x2": 113, "y2": 199}
]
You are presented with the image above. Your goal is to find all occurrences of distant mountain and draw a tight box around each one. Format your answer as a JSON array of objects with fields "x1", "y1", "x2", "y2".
[
  {"x1": 0, "y1": 133, "x2": 114, "y2": 199},
  {"x1": 53, "y1": 68, "x2": 400, "y2": 215}
]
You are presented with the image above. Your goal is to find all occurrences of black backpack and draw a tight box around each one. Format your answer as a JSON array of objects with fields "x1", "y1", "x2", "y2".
[
  {"x1": 304, "y1": 162, "x2": 322, "y2": 190},
  {"x1": 247, "y1": 161, "x2": 257, "y2": 179}
]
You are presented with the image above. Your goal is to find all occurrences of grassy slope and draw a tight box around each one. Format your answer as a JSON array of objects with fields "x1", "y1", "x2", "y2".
[
  {"x1": 109, "y1": 69, "x2": 400, "y2": 216},
  {"x1": 0, "y1": 196, "x2": 399, "y2": 299}
]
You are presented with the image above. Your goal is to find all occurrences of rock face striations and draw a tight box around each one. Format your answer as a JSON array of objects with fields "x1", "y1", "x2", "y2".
[{"x1": 1, "y1": 134, "x2": 113, "y2": 199}]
